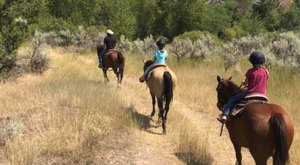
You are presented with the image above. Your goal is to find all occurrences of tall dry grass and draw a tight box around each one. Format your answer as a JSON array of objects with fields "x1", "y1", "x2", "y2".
[
  {"x1": 1, "y1": 46, "x2": 299, "y2": 164},
  {"x1": 0, "y1": 48, "x2": 131, "y2": 164}
]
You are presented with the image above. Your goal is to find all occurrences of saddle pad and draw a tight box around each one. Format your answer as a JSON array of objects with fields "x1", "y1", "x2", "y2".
[
  {"x1": 245, "y1": 93, "x2": 269, "y2": 101},
  {"x1": 231, "y1": 99, "x2": 267, "y2": 116}
]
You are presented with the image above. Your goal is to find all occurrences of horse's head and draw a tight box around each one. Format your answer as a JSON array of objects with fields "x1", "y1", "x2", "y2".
[
  {"x1": 143, "y1": 60, "x2": 154, "y2": 71},
  {"x1": 216, "y1": 76, "x2": 241, "y2": 110}
]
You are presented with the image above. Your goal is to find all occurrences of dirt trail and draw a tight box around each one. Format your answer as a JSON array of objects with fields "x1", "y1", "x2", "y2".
[{"x1": 102, "y1": 73, "x2": 255, "y2": 165}]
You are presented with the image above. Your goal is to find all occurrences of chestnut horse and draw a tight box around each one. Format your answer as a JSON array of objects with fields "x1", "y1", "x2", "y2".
[
  {"x1": 216, "y1": 76, "x2": 294, "y2": 165},
  {"x1": 97, "y1": 45, "x2": 125, "y2": 85},
  {"x1": 143, "y1": 60, "x2": 177, "y2": 134}
]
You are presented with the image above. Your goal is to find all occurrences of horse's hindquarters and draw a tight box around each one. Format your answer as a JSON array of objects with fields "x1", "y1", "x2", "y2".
[{"x1": 227, "y1": 103, "x2": 294, "y2": 164}]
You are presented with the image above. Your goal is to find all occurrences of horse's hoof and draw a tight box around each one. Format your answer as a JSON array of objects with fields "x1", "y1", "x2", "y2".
[{"x1": 163, "y1": 130, "x2": 167, "y2": 135}]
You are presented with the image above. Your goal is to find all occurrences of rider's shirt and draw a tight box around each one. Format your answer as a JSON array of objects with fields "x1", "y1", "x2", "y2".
[
  {"x1": 104, "y1": 36, "x2": 116, "y2": 50},
  {"x1": 153, "y1": 49, "x2": 168, "y2": 65},
  {"x1": 245, "y1": 67, "x2": 269, "y2": 95}
]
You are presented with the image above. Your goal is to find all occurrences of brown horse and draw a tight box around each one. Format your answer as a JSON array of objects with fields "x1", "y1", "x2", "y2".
[
  {"x1": 97, "y1": 45, "x2": 125, "y2": 85},
  {"x1": 216, "y1": 76, "x2": 294, "y2": 165},
  {"x1": 143, "y1": 60, "x2": 177, "y2": 134}
]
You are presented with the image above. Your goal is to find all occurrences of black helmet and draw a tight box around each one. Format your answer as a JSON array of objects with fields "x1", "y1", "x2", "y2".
[
  {"x1": 156, "y1": 39, "x2": 166, "y2": 49},
  {"x1": 249, "y1": 51, "x2": 265, "y2": 65}
]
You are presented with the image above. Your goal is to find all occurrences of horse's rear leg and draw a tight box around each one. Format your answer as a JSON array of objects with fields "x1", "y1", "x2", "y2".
[
  {"x1": 118, "y1": 67, "x2": 124, "y2": 85},
  {"x1": 150, "y1": 94, "x2": 156, "y2": 117},
  {"x1": 249, "y1": 147, "x2": 268, "y2": 165},
  {"x1": 103, "y1": 69, "x2": 109, "y2": 82},
  {"x1": 232, "y1": 142, "x2": 242, "y2": 165},
  {"x1": 157, "y1": 98, "x2": 166, "y2": 134}
]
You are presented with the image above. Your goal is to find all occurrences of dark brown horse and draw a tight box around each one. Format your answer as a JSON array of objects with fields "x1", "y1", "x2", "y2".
[
  {"x1": 216, "y1": 76, "x2": 294, "y2": 165},
  {"x1": 143, "y1": 60, "x2": 177, "y2": 134},
  {"x1": 97, "y1": 45, "x2": 125, "y2": 85}
]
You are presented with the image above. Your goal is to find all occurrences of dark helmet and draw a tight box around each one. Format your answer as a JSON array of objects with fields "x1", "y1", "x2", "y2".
[
  {"x1": 249, "y1": 51, "x2": 265, "y2": 65},
  {"x1": 156, "y1": 39, "x2": 166, "y2": 49}
]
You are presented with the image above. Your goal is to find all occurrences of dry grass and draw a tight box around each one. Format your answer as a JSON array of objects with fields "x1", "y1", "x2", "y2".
[
  {"x1": 0, "y1": 48, "x2": 131, "y2": 164},
  {"x1": 0, "y1": 47, "x2": 299, "y2": 164}
]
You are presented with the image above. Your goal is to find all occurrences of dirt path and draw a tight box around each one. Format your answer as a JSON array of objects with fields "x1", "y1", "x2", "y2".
[{"x1": 101, "y1": 73, "x2": 256, "y2": 165}]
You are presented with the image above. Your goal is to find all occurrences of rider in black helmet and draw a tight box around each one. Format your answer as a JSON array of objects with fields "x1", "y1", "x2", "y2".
[
  {"x1": 249, "y1": 51, "x2": 265, "y2": 65},
  {"x1": 217, "y1": 51, "x2": 269, "y2": 123},
  {"x1": 139, "y1": 39, "x2": 168, "y2": 82}
]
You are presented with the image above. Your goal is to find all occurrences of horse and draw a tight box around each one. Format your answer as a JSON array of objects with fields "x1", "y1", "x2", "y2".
[
  {"x1": 96, "y1": 45, "x2": 125, "y2": 85},
  {"x1": 143, "y1": 60, "x2": 177, "y2": 134},
  {"x1": 216, "y1": 76, "x2": 294, "y2": 165}
]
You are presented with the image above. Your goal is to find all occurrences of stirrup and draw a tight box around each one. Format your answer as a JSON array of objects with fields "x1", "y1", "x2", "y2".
[{"x1": 217, "y1": 114, "x2": 228, "y2": 123}]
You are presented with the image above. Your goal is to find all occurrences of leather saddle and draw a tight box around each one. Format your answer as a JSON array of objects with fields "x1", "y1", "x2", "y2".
[
  {"x1": 231, "y1": 94, "x2": 268, "y2": 116},
  {"x1": 105, "y1": 49, "x2": 118, "y2": 56},
  {"x1": 146, "y1": 65, "x2": 167, "y2": 81}
]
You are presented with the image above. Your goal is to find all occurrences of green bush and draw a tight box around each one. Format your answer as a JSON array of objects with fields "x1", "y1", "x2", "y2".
[
  {"x1": 223, "y1": 28, "x2": 237, "y2": 41},
  {"x1": 175, "y1": 31, "x2": 219, "y2": 43}
]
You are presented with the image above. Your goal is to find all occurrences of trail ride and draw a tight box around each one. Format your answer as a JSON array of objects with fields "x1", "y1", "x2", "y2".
[{"x1": 1, "y1": 1, "x2": 300, "y2": 164}]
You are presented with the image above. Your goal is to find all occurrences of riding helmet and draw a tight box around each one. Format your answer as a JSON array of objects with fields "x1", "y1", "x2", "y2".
[
  {"x1": 249, "y1": 51, "x2": 265, "y2": 65},
  {"x1": 156, "y1": 39, "x2": 166, "y2": 49}
]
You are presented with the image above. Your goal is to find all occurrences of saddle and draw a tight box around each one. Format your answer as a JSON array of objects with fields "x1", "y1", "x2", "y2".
[
  {"x1": 146, "y1": 65, "x2": 167, "y2": 81},
  {"x1": 231, "y1": 94, "x2": 268, "y2": 116},
  {"x1": 105, "y1": 49, "x2": 118, "y2": 56}
]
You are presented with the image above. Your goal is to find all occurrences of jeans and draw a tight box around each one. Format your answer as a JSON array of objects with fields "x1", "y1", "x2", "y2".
[
  {"x1": 223, "y1": 92, "x2": 248, "y2": 116},
  {"x1": 98, "y1": 49, "x2": 107, "y2": 68},
  {"x1": 143, "y1": 64, "x2": 166, "y2": 77}
]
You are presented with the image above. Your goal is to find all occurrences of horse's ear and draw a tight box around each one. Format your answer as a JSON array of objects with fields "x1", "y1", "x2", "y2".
[
  {"x1": 228, "y1": 76, "x2": 232, "y2": 80},
  {"x1": 217, "y1": 76, "x2": 221, "y2": 83}
]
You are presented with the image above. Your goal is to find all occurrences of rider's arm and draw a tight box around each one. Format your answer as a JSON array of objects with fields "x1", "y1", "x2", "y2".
[
  {"x1": 103, "y1": 37, "x2": 107, "y2": 49},
  {"x1": 241, "y1": 77, "x2": 249, "y2": 86}
]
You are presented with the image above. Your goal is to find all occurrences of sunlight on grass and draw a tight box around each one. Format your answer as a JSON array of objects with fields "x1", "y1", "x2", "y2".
[{"x1": 0, "y1": 48, "x2": 130, "y2": 164}]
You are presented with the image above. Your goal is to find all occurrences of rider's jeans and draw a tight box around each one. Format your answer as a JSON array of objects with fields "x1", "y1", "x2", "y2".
[{"x1": 223, "y1": 92, "x2": 248, "y2": 116}]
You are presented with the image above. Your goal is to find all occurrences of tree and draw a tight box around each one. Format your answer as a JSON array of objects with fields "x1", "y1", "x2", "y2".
[
  {"x1": 132, "y1": 0, "x2": 157, "y2": 39},
  {"x1": 199, "y1": 3, "x2": 232, "y2": 35},
  {"x1": 101, "y1": 0, "x2": 137, "y2": 39}
]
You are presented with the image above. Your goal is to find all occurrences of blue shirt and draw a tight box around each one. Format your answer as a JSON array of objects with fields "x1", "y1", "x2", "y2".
[{"x1": 154, "y1": 49, "x2": 168, "y2": 65}]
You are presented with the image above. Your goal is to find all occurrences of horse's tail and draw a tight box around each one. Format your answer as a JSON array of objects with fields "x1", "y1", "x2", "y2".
[
  {"x1": 117, "y1": 52, "x2": 125, "y2": 66},
  {"x1": 163, "y1": 71, "x2": 173, "y2": 105},
  {"x1": 270, "y1": 113, "x2": 289, "y2": 165}
]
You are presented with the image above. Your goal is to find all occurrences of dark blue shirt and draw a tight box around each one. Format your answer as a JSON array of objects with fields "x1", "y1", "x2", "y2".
[{"x1": 104, "y1": 36, "x2": 116, "y2": 49}]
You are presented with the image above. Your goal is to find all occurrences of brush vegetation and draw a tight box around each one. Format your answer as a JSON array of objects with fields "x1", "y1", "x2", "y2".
[{"x1": 0, "y1": 45, "x2": 299, "y2": 164}]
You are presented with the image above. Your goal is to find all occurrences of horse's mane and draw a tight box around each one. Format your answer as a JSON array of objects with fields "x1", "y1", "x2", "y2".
[{"x1": 221, "y1": 78, "x2": 242, "y2": 95}]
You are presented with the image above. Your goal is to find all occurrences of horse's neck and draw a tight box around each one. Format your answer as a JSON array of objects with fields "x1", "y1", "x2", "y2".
[{"x1": 228, "y1": 81, "x2": 241, "y2": 96}]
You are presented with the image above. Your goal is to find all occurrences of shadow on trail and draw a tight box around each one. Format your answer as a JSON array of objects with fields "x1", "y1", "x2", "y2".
[
  {"x1": 126, "y1": 105, "x2": 164, "y2": 135},
  {"x1": 175, "y1": 152, "x2": 212, "y2": 165}
]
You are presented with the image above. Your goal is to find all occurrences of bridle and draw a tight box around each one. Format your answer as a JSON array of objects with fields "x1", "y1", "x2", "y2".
[{"x1": 216, "y1": 81, "x2": 227, "y2": 110}]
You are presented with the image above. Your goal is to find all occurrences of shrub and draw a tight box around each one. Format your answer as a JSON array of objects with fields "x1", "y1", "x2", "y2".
[
  {"x1": 223, "y1": 27, "x2": 237, "y2": 41},
  {"x1": 29, "y1": 31, "x2": 50, "y2": 74}
]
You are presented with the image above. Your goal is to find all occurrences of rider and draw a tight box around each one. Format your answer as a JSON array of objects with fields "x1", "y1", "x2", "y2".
[
  {"x1": 139, "y1": 39, "x2": 168, "y2": 82},
  {"x1": 99, "y1": 29, "x2": 117, "y2": 68},
  {"x1": 217, "y1": 51, "x2": 270, "y2": 123}
]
